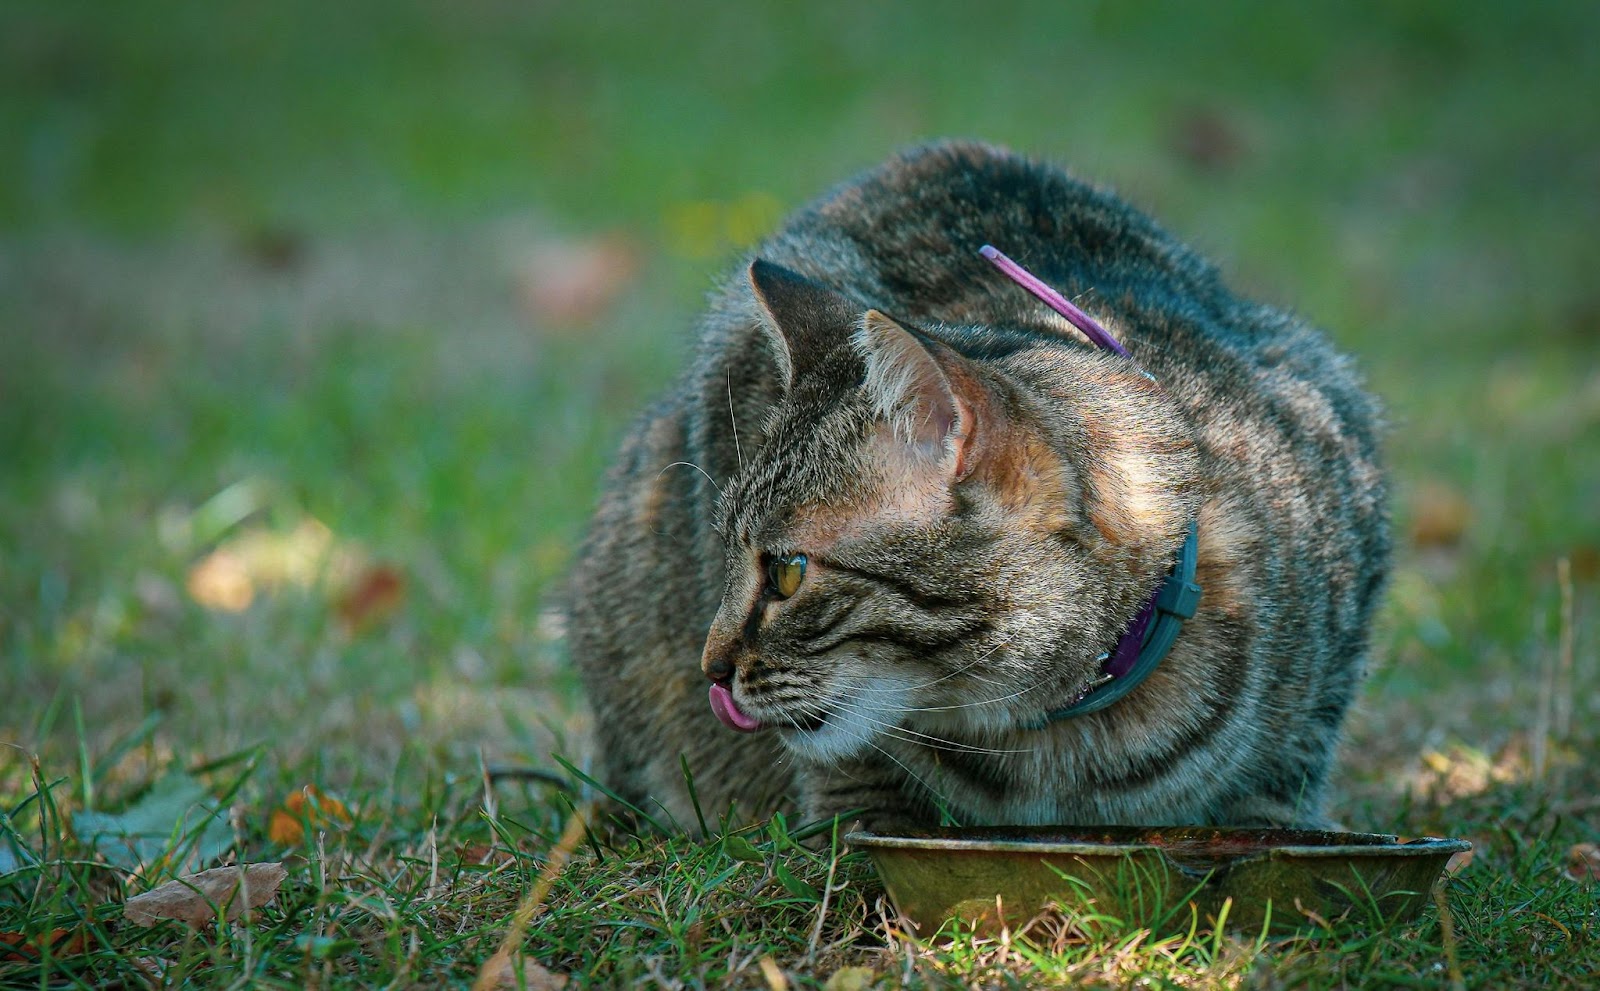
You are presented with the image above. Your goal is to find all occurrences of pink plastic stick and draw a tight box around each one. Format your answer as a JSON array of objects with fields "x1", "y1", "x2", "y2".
[{"x1": 980, "y1": 244, "x2": 1133, "y2": 359}]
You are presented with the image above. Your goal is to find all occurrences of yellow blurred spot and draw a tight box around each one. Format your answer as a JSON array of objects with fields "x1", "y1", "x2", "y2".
[
  {"x1": 186, "y1": 518, "x2": 363, "y2": 613},
  {"x1": 664, "y1": 192, "x2": 784, "y2": 260},
  {"x1": 725, "y1": 191, "x2": 783, "y2": 247},
  {"x1": 186, "y1": 551, "x2": 255, "y2": 611},
  {"x1": 664, "y1": 200, "x2": 723, "y2": 259}
]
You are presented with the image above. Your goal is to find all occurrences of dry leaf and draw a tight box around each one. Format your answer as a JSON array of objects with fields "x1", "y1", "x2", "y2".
[
  {"x1": 477, "y1": 956, "x2": 569, "y2": 990},
  {"x1": 1169, "y1": 105, "x2": 1246, "y2": 172},
  {"x1": 268, "y1": 786, "x2": 352, "y2": 846},
  {"x1": 239, "y1": 225, "x2": 306, "y2": 273},
  {"x1": 824, "y1": 965, "x2": 878, "y2": 991},
  {"x1": 1, "y1": 927, "x2": 89, "y2": 962},
  {"x1": 1570, "y1": 544, "x2": 1600, "y2": 582},
  {"x1": 267, "y1": 812, "x2": 301, "y2": 847},
  {"x1": 1444, "y1": 848, "x2": 1475, "y2": 875},
  {"x1": 1408, "y1": 481, "x2": 1472, "y2": 549},
  {"x1": 457, "y1": 843, "x2": 515, "y2": 867},
  {"x1": 1414, "y1": 739, "x2": 1528, "y2": 800},
  {"x1": 758, "y1": 956, "x2": 789, "y2": 991},
  {"x1": 335, "y1": 564, "x2": 406, "y2": 631},
  {"x1": 1562, "y1": 843, "x2": 1600, "y2": 883},
  {"x1": 124, "y1": 862, "x2": 287, "y2": 927}
]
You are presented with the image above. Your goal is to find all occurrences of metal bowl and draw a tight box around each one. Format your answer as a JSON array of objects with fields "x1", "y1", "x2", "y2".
[{"x1": 846, "y1": 825, "x2": 1469, "y2": 934}]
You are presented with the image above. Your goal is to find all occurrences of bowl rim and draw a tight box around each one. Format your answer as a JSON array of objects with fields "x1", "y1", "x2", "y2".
[{"x1": 844, "y1": 826, "x2": 1472, "y2": 860}]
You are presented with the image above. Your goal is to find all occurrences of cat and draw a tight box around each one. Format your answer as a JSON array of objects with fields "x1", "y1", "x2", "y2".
[{"x1": 567, "y1": 141, "x2": 1389, "y2": 834}]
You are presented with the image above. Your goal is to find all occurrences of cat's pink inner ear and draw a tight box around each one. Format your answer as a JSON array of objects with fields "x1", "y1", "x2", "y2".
[{"x1": 854, "y1": 310, "x2": 973, "y2": 476}]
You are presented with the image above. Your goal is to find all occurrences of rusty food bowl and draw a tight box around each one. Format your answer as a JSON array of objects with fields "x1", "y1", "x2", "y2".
[{"x1": 846, "y1": 826, "x2": 1469, "y2": 935}]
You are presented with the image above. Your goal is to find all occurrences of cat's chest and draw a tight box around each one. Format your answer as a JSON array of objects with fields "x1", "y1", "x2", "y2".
[
  {"x1": 990, "y1": 790, "x2": 1068, "y2": 826},
  {"x1": 897, "y1": 733, "x2": 1203, "y2": 827},
  {"x1": 911, "y1": 745, "x2": 1076, "y2": 825}
]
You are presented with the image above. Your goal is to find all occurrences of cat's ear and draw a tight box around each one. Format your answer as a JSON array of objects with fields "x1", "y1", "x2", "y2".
[
  {"x1": 853, "y1": 309, "x2": 975, "y2": 479},
  {"x1": 748, "y1": 259, "x2": 859, "y2": 390}
]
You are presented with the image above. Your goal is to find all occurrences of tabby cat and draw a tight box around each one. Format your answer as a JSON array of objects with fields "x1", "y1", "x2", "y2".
[{"x1": 567, "y1": 141, "x2": 1389, "y2": 832}]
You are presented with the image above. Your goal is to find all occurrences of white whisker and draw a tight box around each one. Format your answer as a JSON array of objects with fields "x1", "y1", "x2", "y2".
[
  {"x1": 657, "y1": 460, "x2": 723, "y2": 496},
  {"x1": 819, "y1": 694, "x2": 1029, "y2": 756},
  {"x1": 726, "y1": 367, "x2": 745, "y2": 473},
  {"x1": 906, "y1": 639, "x2": 1012, "y2": 691},
  {"x1": 901, "y1": 679, "x2": 1049, "y2": 713}
]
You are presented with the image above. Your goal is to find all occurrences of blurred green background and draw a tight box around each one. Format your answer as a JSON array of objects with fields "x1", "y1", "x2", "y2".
[{"x1": 2, "y1": 0, "x2": 1596, "y2": 803}]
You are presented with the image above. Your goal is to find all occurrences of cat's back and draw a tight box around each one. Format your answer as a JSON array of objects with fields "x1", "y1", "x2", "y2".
[
  {"x1": 746, "y1": 142, "x2": 1221, "y2": 335},
  {"x1": 717, "y1": 141, "x2": 1382, "y2": 472}
]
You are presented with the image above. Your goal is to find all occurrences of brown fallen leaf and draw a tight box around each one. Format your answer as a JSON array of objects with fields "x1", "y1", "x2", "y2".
[
  {"x1": 335, "y1": 564, "x2": 406, "y2": 631},
  {"x1": 476, "y1": 956, "x2": 569, "y2": 990},
  {"x1": 239, "y1": 224, "x2": 307, "y2": 273},
  {"x1": 0, "y1": 927, "x2": 89, "y2": 962},
  {"x1": 1415, "y1": 738, "x2": 1528, "y2": 800},
  {"x1": 457, "y1": 843, "x2": 515, "y2": 867},
  {"x1": 1570, "y1": 544, "x2": 1600, "y2": 583},
  {"x1": 1408, "y1": 480, "x2": 1473, "y2": 549},
  {"x1": 1563, "y1": 842, "x2": 1600, "y2": 883},
  {"x1": 124, "y1": 862, "x2": 287, "y2": 927},
  {"x1": 1169, "y1": 104, "x2": 1246, "y2": 172},
  {"x1": 268, "y1": 786, "x2": 352, "y2": 846}
]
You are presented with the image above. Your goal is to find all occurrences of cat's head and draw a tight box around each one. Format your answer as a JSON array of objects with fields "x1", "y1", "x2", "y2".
[{"x1": 701, "y1": 260, "x2": 1201, "y2": 762}]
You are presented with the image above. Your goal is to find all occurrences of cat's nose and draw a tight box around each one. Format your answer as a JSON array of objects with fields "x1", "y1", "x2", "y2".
[{"x1": 701, "y1": 627, "x2": 737, "y2": 682}]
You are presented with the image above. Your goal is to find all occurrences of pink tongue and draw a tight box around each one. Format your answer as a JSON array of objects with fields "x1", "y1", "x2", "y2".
[{"x1": 708, "y1": 682, "x2": 762, "y2": 733}]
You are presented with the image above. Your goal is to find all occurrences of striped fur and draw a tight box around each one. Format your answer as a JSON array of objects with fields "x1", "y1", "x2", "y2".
[{"x1": 566, "y1": 142, "x2": 1389, "y2": 832}]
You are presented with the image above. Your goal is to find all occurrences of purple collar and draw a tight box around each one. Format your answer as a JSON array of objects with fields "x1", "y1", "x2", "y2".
[{"x1": 981, "y1": 245, "x2": 1202, "y2": 722}]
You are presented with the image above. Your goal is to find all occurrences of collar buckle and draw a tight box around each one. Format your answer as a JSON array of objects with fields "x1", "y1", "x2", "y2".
[{"x1": 1034, "y1": 520, "x2": 1202, "y2": 724}]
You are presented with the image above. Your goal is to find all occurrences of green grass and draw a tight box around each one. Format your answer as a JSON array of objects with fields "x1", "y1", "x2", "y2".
[{"x1": 3, "y1": 0, "x2": 1598, "y2": 986}]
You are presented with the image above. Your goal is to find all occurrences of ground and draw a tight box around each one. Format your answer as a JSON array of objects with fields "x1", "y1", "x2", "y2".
[{"x1": 2, "y1": 1, "x2": 1598, "y2": 987}]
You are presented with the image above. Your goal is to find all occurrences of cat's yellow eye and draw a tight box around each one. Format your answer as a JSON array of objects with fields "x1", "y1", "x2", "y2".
[{"x1": 769, "y1": 553, "x2": 807, "y2": 599}]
